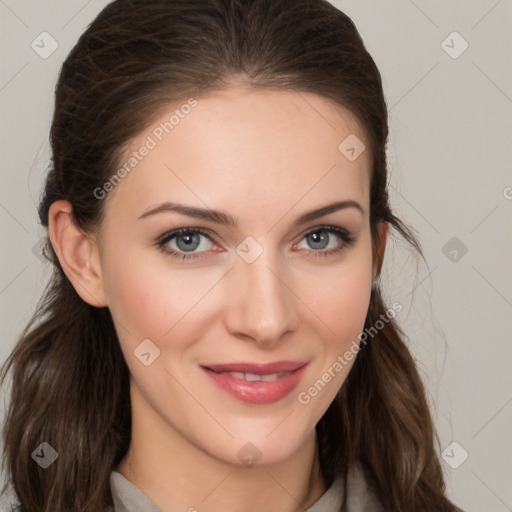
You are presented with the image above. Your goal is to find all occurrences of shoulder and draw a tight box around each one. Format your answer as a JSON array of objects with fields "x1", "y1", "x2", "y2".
[
  {"x1": 345, "y1": 461, "x2": 385, "y2": 512},
  {"x1": 0, "y1": 493, "x2": 19, "y2": 512},
  {"x1": 110, "y1": 470, "x2": 162, "y2": 511},
  {"x1": 346, "y1": 462, "x2": 466, "y2": 512}
]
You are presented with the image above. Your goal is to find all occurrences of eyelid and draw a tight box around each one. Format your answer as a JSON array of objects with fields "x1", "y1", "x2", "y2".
[
  {"x1": 155, "y1": 224, "x2": 355, "y2": 262},
  {"x1": 156, "y1": 224, "x2": 351, "y2": 246},
  {"x1": 156, "y1": 226, "x2": 216, "y2": 245}
]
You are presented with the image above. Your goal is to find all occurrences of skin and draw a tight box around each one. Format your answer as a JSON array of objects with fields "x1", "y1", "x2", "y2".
[{"x1": 49, "y1": 85, "x2": 388, "y2": 512}]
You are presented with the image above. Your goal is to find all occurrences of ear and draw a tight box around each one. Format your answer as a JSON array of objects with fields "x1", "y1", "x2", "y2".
[
  {"x1": 48, "y1": 200, "x2": 107, "y2": 308},
  {"x1": 372, "y1": 221, "x2": 389, "y2": 279}
]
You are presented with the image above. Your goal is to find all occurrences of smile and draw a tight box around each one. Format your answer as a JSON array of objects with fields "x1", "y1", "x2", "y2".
[
  {"x1": 212, "y1": 370, "x2": 290, "y2": 382},
  {"x1": 200, "y1": 361, "x2": 308, "y2": 404}
]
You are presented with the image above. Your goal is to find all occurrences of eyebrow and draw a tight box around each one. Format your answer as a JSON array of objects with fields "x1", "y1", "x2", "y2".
[{"x1": 137, "y1": 200, "x2": 364, "y2": 227}]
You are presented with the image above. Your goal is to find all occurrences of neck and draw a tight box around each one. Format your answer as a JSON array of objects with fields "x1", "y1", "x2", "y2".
[{"x1": 116, "y1": 388, "x2": 327, "y2": 512}]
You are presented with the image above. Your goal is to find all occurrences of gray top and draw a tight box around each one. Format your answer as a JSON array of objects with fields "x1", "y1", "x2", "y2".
[{"x1": 109, "y1": 463, "x2": 384, "y2": 512}]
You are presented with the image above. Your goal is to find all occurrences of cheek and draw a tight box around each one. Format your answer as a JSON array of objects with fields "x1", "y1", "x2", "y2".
[
  {"x1": 104, "y1": 265, "x2": 168, "y2": 340},
  {"x1": 102, "y1": 229, "x2": 373, "y2": 357},
  {"x1": 102, "y1": 247, "x2": 221, "y2": 350},
  {"x1": 297, "y1": 240, "x2": 373, "y2": 347},
  {"x1": 293, "y1": 242, "x2": 373, "y2": 417}
]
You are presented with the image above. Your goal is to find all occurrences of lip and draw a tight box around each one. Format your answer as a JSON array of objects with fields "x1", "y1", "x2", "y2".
[
  {"x1": 203, "y1": 360, "x2": 307, "y2": 374},
  {"x1": 201, "y1": 361, "x2": 308, "y2": 405}
]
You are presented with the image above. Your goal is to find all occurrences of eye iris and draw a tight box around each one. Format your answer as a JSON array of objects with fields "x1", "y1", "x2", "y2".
[
  {"x1": 176, "y1": 233, "x2": 201, "y2": 252},
  {"x1": 168, "y1": 229, "x2": 339, "y2": 255},
  {"x1": 307, "y1": 230, "x2": 329, "y2": 250}
]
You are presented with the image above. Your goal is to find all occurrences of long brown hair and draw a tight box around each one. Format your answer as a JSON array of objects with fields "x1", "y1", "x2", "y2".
[{"x1": 1, "y1": 1, "x2": 459, "y2": 510}]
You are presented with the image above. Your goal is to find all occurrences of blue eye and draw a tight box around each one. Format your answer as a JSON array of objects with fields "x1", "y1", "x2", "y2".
[
  {"x1": 295, "y1": 227, "x2": 354, "y2": 255},
  {"x1": 157, "y1": 228, "x2": 215, "y2": 261},
  {"x1": 156, "y1": 225, "x2": 355, "y2": 262}
]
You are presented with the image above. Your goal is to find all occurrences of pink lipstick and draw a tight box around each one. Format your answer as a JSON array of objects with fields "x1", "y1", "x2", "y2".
[{"x1": 201, "y1": 361, "x2": 307, "y2": 404}]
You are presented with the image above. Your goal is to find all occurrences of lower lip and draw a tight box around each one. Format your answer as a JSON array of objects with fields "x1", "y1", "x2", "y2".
[{"x1": 201, "y1": 365, "x2": 308, "y2": 404}]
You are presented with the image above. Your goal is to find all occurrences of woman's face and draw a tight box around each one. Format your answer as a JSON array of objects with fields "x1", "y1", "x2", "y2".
[{"x1": 94, "y1": 86, "x2": 382, "y2": 467}]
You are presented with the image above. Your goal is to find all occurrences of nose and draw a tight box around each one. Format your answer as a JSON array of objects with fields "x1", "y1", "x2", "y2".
[{"x1": 223, "y1": 250, "x2": 300, "y2": 348}]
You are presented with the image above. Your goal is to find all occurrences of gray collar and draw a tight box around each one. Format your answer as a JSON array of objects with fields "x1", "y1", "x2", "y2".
[
  {"x1": 110, "y1": 462, "x2": 385, "y2": 511},
  {"x1": 110, "y1": 470, "x2": 346, "y2": 512}
]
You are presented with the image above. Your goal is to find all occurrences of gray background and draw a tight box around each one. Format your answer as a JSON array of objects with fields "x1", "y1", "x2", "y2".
[{"x1": 1, "y1": 1, "x2": 511, "y2": 510}]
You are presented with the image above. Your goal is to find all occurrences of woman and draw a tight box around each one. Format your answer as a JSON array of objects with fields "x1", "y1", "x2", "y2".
[{"x1": 0, "y1": 0, "x2": 465, "y2": 511}]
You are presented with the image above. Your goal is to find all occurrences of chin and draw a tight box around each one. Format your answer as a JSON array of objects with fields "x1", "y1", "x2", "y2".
[{"x1": 199, "y1": 422, "x2": 314, "y2": 469}]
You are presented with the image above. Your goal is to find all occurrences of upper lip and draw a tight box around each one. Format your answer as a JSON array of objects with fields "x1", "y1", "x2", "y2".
[{"x1": 202, "y1": 361, "x2": 307, "y2": 375}]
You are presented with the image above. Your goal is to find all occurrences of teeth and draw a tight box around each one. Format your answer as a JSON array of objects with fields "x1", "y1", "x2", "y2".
[
  {"x1": 244, "y1": 372, "x2": 261, "y2": 381},
  {"x1": 261, "y1": 373, "x2": 280, "y2": 382},
  {"x1": 218, "y1": 371, "x2": 289, "y2": 381}
]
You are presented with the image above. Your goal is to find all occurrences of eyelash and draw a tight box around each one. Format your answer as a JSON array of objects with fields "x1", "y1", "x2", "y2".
[{"x1": 155, "y1": 225, "x2": 355, "y2": 262}]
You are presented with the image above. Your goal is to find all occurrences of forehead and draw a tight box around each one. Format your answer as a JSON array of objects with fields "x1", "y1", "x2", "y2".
[{"x1": 102, "y1": 86, "x2": 371, "y2": 226}]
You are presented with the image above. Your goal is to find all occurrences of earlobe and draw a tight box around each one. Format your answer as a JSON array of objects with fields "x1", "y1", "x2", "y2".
[
  {"x1": 48, "y1": 200, "x2": 107, "y2": 308},
  {"x1": 373, "y1": 221, "x2": 389, "y2": 279}
]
